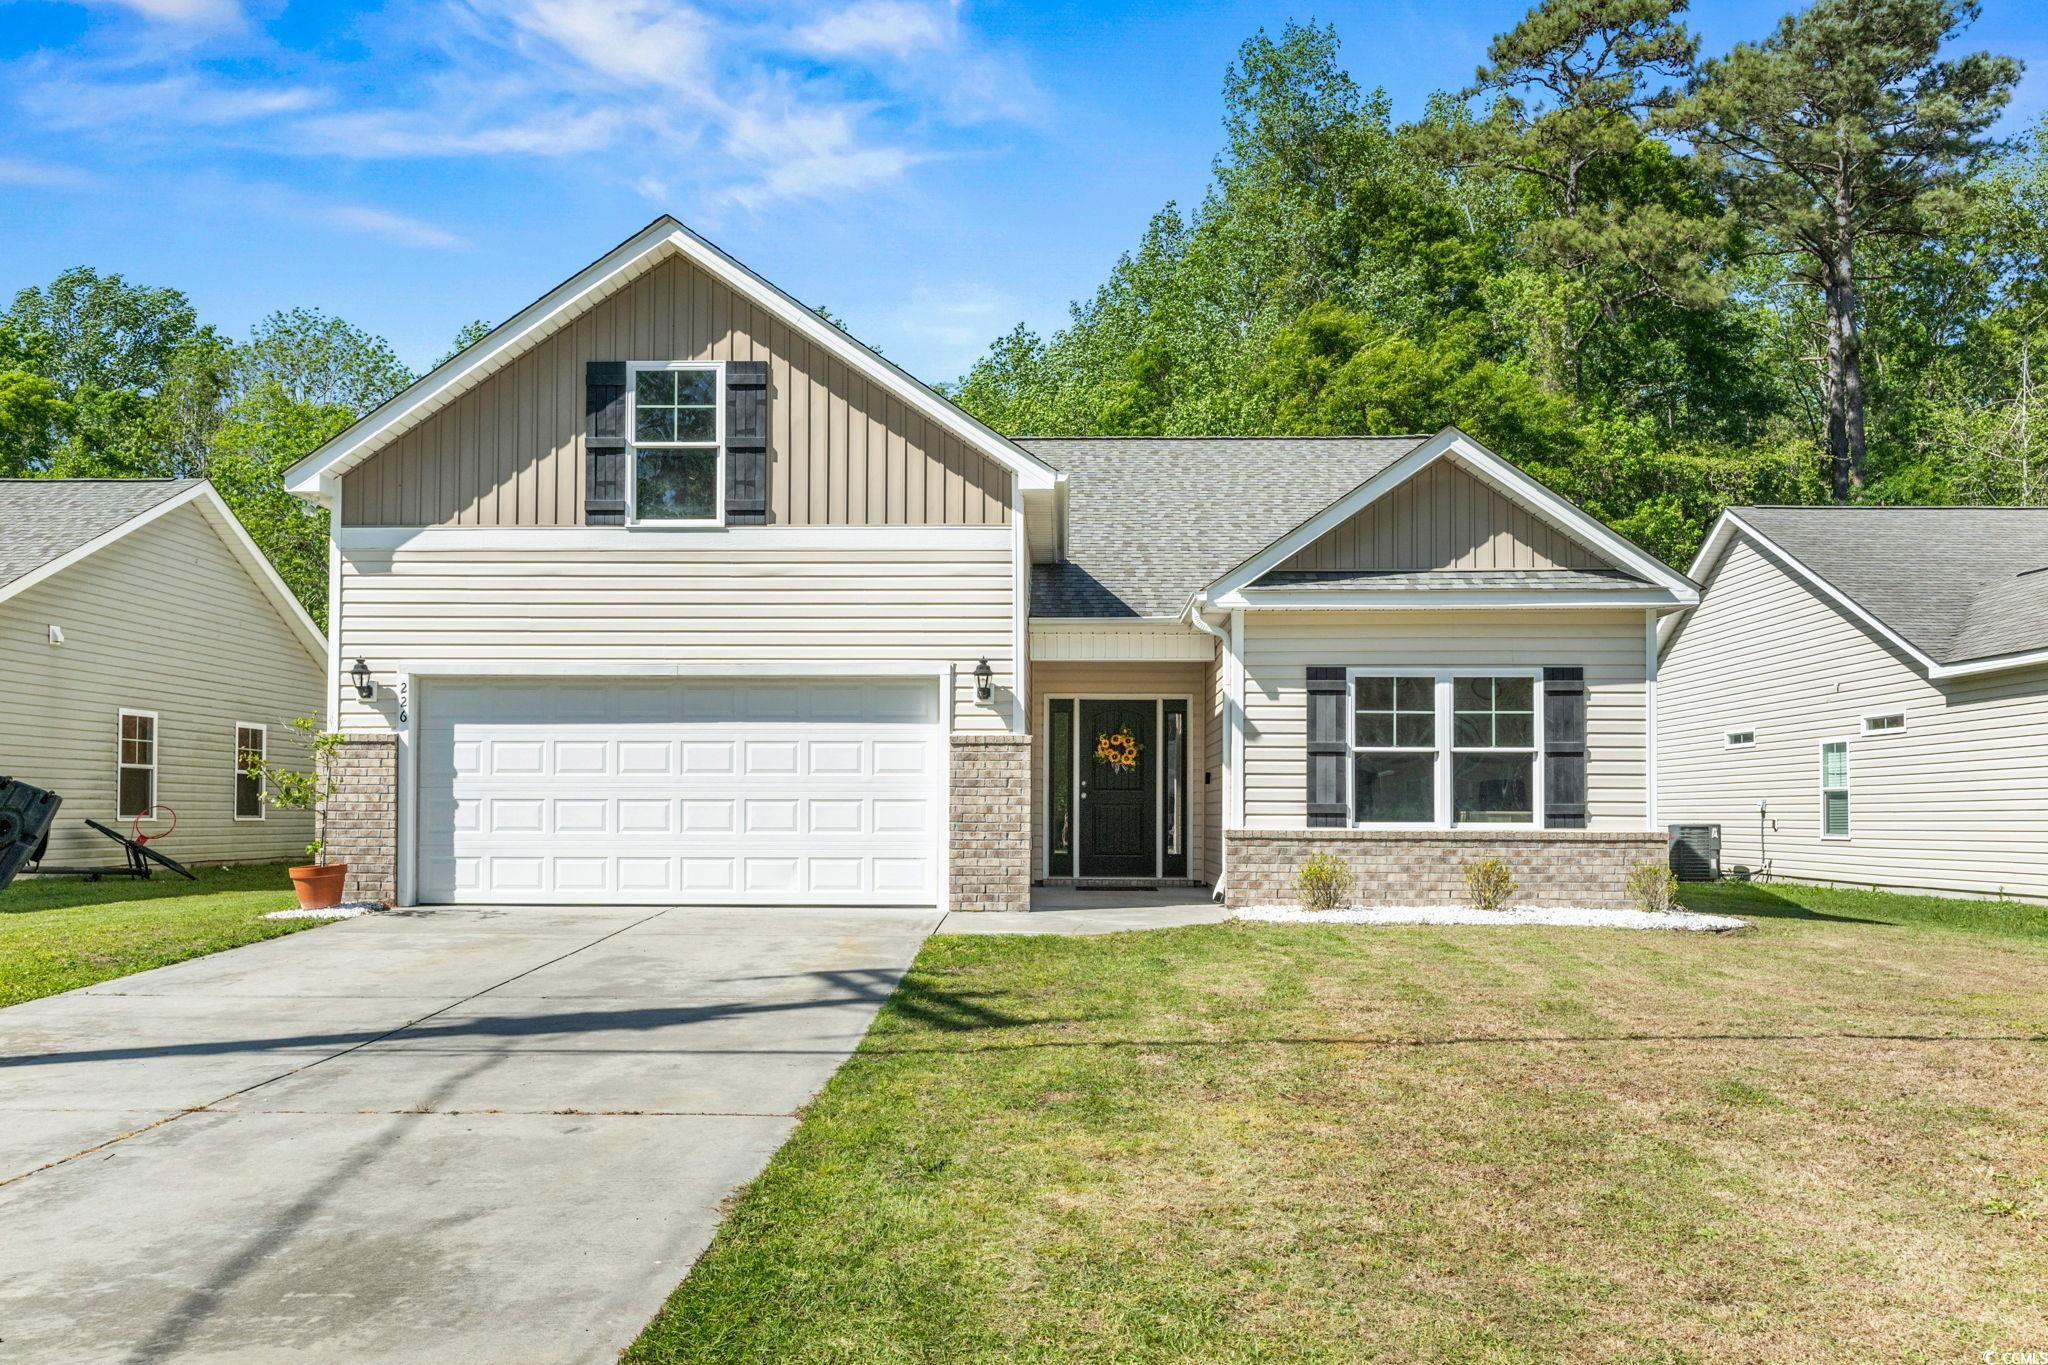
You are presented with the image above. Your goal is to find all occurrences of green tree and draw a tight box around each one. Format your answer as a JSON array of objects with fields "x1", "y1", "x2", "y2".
[
  {"x1": 1670, "y1": 0, "x2": 2021, "y2": 498},
  {"x1": 434, "y1": 318, "x2": 494, "y2": 368}
]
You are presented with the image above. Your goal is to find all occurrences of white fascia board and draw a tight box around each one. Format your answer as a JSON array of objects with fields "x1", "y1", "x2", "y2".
[
  {"x1": 0, "y1": 483, "x2": 326, "y2": 666},
  {"x1": 1220, "y1": 588, "x2": 1686, "y2": 611},
  {"x1": 285, "y1": 216, "x2": 1055, "y2": 500},
  {"x1": 1195, "y1": 427, "x2": 1700, "y2": 609},
  {"x1": 1027, "y1": 615, "x2": 1189, "y2": 627}
]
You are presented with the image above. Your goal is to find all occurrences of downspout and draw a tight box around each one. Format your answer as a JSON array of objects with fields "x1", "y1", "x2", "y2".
[{"x1": 1187, "y1": 598, "x2": 1232, "y2": 903}]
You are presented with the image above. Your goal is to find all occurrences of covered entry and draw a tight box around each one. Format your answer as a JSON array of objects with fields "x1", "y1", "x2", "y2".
[{"x1": 1044, "y1": 695, "x2": 1191, "y2": 881}]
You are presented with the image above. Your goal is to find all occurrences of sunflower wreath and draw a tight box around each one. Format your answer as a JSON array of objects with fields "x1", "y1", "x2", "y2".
[{"x1": 1092, "y1": 726, "x2": 1142, "y2": 771}]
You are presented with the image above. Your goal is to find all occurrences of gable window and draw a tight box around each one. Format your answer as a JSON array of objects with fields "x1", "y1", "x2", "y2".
[
  {"x1": 1350, "y1": 671, "x2": 1541, "y2": 828},
  {"x1": 1862, "y1": 712, "x2": 1905, "y2": 734},
  {"x1": 235, "y1": 723, "x2": 266, "y2": 820},
  {"x1": 1725, "y1": 730, "x2": 1756, "y2": 749},
  {"x1": 1820, "y1": 740, "x2": 1851, "y2": 838},
  {"x1": 627, "y1": 362, "x2": 722, "y2": 525},
  {"x1": 118, "y1": 710, "x2": 156, "y2": 820}
]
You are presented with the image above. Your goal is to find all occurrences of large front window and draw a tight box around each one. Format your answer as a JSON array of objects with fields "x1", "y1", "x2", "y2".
[
  {"x1": 628, "y1": 363, "x2": 721, "y2": 524},
  {"x1": 1350, "y1": 672, "x2": 1540, "y2": 828}
]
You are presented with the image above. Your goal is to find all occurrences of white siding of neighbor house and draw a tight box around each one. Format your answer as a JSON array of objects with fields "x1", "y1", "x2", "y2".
[
  {"x1": 0, "y1": 503, "x2": 322, "y2": 866},
  {"x1": 1240, "y1": 609, "x2": 1651, "y2": 830},
  {"x1": 333, "y1": 531, "x2": 1017, "y2": 735},
  {"x1": 1658, "y1": 534, "x2": 2048, "y2": 901},
  {"x1": 1029, "y1": 660, "x2": 1211, "y2": 881}
]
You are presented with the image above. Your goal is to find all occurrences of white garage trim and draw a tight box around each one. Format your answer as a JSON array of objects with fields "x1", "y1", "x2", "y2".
[{"x1": 396, "y1": 662, "x2": 952, "y2": 908}]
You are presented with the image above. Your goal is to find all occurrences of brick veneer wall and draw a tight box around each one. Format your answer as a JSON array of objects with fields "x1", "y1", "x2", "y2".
[
  {"x1": 325, "y1": 735, "x2": 398, "y2": 905},
  {"x1": 1224, "y1": 828, "x2": 1669, "y2": 910},
  {"x1": 949, "y1": 733, "x2": 1031, "y2": 912}
]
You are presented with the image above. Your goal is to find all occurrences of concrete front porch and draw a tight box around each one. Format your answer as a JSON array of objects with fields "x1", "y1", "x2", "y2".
[{"x1": 936, "y1": 883, "x2": 1226, "y2": 935}]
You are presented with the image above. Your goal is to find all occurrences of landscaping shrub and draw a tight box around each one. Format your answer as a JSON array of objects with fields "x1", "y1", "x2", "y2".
[
  {"x1": 1295, "y1": 852, "x2": 1355, "y2": 912},
  {"x1": 1463, "y1": 857, "x2": 1517, "y2": 911},
  {"x1": 1624, "y1": 860, "x2": 1682, "y2": 913}
]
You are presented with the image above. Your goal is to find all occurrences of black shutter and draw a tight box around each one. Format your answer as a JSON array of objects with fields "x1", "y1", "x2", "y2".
[
  {"x1": 1544, "y1": 666, "x2": 1587, "y2": 828},
  {"x1": 1306, "y1": 667, "x2": 1348, "y2": 828},
  {"x1": 585, "y1": 361, "x2": 628, "y2": 525},
  {"x1": 725, "y1": 360, "x2": 769, "y2": 525}
]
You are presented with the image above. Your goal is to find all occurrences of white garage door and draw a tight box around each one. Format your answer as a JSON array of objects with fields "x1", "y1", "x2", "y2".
[{"x1": 417, "y1": 678, "x2": 941, "y2": 905}]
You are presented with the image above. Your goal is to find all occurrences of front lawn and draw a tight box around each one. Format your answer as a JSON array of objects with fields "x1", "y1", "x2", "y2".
[
  {"x1": 0, "y1": 863, "x2": 315, "y2": 1007},
  {"x1": 630, "y1": 888, "x2": 2048, "y2": 1362}
]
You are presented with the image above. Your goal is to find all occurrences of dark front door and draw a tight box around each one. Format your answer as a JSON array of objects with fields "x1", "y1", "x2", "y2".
[{"x1": 1079, "y1": 699, "x2": 1156, "y2": 879}]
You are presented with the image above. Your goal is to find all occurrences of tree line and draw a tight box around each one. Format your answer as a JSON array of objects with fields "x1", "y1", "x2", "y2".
[
  {"x1": 0, "y1": 0, "x2": 2037, "y2": 614},
  {"x1": 947, "y1": 0, "x2": 2039, "y2": 564}
]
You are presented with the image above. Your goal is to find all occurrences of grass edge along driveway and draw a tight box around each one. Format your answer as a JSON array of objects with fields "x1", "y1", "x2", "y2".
[
  {"x1": 627, "y1": 879, "x2": 2048, "y2": 1363},
  {"x1": 0, "y1": 864, "x2": 316, "y2": 1008}
]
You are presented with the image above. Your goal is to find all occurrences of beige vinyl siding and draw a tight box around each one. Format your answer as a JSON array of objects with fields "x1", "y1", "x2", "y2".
[
  {"x1": 0, "y1": 504, "x2": 321, "y2": 865},
  {"x1": 1029, "y1": 623, "x2": 1216, "y2": 661},
  {"x1": 1241, "y1": 609, "x2": 1650, "y2": 829},
  {"x1": 340, "y1": 254, "x2": 1011, "y2": 529},
  {"x1": 334, "y1": 535, "x2": 1016, "y2": 734},
  {"x1": 1029, "y1": 661, "x2": 1210, "y2": 881},
  {"x1": 1658, "y1": 535, "x2": 2048, "y2": 900},
  {"x1": 1277, "y1": 458, "x2": 1611, "y2": 573}
]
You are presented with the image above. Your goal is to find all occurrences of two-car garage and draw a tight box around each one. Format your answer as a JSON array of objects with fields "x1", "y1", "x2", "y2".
[{"x1": 415, "y1": 677, "x2": 943, "y2": 906}]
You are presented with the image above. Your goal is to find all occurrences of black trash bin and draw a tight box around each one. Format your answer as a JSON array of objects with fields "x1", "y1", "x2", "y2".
[{"x1": 0, "y1": 776, "x2": 62, "y2": 893}]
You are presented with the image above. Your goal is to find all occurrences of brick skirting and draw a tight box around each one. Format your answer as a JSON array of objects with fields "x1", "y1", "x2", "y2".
[
  {"x1": 949, "y1": 733, "x2": 1032, "y2": 912},
  {"x1": 325, "y1": 735, "x2": 398, "y2": 906},
  {"x1": 1224, "y1": 828, "x2": 1670, "y2": 910}
]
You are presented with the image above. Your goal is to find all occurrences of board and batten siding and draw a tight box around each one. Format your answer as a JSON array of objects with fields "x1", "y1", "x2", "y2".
[
  {"x1": 340, "y1": 254, "x2": 1011, "y2": 529},
  {"x1": 1658, "y1": 534, "x2": 2048, "y2": 900},
  {"x1": 334, "y1": 533, "x2": 1017, "y2": 735},
  {"x1": 0, "y1": 503, "x2": 321, "y2": 865},
  {"x1": 1029, "y1": 661, "x2": 1211, "y2": 881},
  {"x1": 1241, "y1": 609, "x2": 1649, "y2": 829},
  {"x1": 1277, "y1": 458, "x2": 1612, "y2": 574}
]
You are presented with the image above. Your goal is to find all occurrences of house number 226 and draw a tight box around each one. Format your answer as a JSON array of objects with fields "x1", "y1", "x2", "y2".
[{"x1": 397, "y1": 680, "x2": 409, "y2": 724}]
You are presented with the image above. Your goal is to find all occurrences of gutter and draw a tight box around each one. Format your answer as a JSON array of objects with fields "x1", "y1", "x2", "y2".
[{"x1": 1185, "y1": 597, "x2": 1232, "y2": 903}]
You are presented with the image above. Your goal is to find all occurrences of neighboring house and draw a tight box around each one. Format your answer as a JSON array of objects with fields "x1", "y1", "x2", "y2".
[
  {"x1": 1658, "y1": 507, "x2": 2048, "y2": 902},
  {"x1": 0, "y1": 479, "x2": 327, "y2": 867},
  {"x1": 282, "y1": 216, "x2": 1698, "y2": 910}
]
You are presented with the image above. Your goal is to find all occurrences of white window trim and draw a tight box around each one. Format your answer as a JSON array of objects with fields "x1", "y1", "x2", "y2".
[
  {"x1": 1819, "y1": 738, "x2": 1852, "y2": 841},
  {"x1": 625, "y1": 360, "x2": 724, "y2": 528},
  {"x1": 234, "y1": 722, "x2": 267, "y2": 822},
  {"x1": 117, "y1": 708, "x2": 158, "y2": 821},
  {"x1": 1344, "y1": 667, "x2": 1545, "y2": 831},
  {"x1": 1725, "y1": 730, "x2": 1756, "y2": 750},
  {"x1": 1860, "y1": 712, "x2": 1907, "y2": 735}
]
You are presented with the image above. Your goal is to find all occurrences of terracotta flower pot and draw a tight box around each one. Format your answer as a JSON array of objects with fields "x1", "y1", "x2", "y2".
[{"x1": 289, "y1": 863, "x2": 349, "y2": 910}]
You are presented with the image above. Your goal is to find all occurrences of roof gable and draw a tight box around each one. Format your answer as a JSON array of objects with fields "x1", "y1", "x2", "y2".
[
  {"x1": 1201, "y1": 428, "x2": 1697, "y2": 608},
  {"x1": 284, "y1": 216, "x2": 1055, "y2": 499},
  {"x1": 0, "y1": 479, "x2": 325, "y2": 664}
]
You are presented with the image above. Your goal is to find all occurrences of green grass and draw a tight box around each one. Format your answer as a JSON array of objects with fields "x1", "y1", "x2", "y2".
[
  {"x1": 0, "y1": 863, "x2": 318, "y2": 1007},
  {"x1": 629, "y1": 889, "x2": 2048, "y2": 1363},
  {"x1": 1680, "y1": 878, "x2": 2048, "y2": 941}
]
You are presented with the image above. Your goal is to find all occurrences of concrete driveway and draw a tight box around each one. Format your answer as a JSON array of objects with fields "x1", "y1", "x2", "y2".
[{"x1": 0, "y1": 903, "x2": 941, "y2": 1363}]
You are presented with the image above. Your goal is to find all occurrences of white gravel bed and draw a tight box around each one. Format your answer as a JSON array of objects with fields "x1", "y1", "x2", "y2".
[
  {"x1": 263, "y1": 902, "x2": 383, "y2": 920},
  {"x1": 1238, "y1": 904, "x2": 1747, "y2": 932}
]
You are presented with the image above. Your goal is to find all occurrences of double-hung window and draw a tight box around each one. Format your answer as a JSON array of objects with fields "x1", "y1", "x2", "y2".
[
  {"x1": 235, "y1": 723, "x2": 266, "y2": 820},
  {"x1": 1350, "y1": 671, "x2": 1541, "y2": 828},
  {"x1": 1820, "y1": 740, "x2": 1851, "y2": 838},
  {"x1": 117, "y1": 710, "x2": 156, "y2": 820},
  {"x1": 627, "y1": 362, "x2": 722, "y2": 525}
]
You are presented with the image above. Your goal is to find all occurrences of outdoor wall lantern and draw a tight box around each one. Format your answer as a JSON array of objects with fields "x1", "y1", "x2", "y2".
[
  {"x1": 350, "y1": 657, "x2": 375, "y2": 700},
  {"x1": 973, "y1": 657, "x2": 995, "y2": 703}
]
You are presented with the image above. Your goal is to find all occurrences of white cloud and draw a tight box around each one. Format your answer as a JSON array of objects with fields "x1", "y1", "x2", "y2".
[
  {"x1": 323, "y1": 204, "x2": 468, "y2": 249},
  {"x1": 75, "y1": 0, "x2": 244, "y2": 29},
  {"x1": 0, "y1": 156, "x2": 100, "y2": 189},
  {"x1": 494, "y1": 0, "x2": 716, "y2": 94},
  {"x1": 793, "y1": 1, "x2": 954, "y2": 60},
  {"x1": 887, "y1": 281, "x2": 1015, "y2": 380},
  {"x1": 717, "y1": 99, "x2": 920, "y2": 208},
  {"x1": 23, "y1": 73, "x2": 323, "y2": 131},
  {"x1": 293, "y1": 106, "x2": 625, "y2": 158}
]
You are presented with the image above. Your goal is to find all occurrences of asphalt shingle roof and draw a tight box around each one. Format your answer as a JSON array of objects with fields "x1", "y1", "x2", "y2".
[
  {"x1": 1019, "y1": 436, "x2": 1429, "y2": 617},
  {"x1": 1731, "y1": 506, "x2": 2048, "y2": 665},
  {"x1": 0, "y1": 479, "x2": 201, "y2": 591}
]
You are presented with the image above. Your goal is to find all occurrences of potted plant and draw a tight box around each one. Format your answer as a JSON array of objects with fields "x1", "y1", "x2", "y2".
[{"x1": 244, "y1": 715, "x2": 348, "y2": 909}]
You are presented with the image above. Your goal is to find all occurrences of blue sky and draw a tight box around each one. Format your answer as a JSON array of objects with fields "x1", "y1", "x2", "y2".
[{"x1": 3, "y1": 0, "x2": 2045, "y2": 385}]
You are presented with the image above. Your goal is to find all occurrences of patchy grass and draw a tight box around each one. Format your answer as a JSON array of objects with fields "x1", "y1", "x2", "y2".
[
  {"x1": 0, "y1": 864, "x2": 315, "y2": 1007},
  {"x1": 629, "y1": 896, "x2": 2048, "y2": 1363},
  {"x1": 1681, "y1": 878, "x2": 2048, "y2": 943}
]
